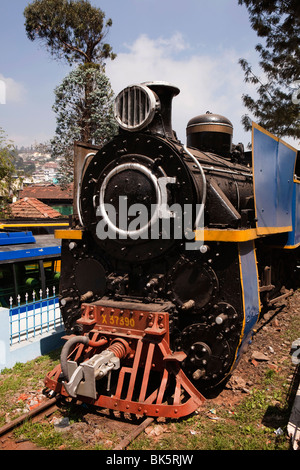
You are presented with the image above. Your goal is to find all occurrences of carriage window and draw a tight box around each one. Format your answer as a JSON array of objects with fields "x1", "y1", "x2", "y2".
[
  {"x1": 15, "y1": 261, "x2": 42, "y2": 298},
  {"x1": 0, "y1": 265, "x2": 14, "y2": 307},
  {"x1": 0, "y1": 261, "x2": 41, "y2": 307},
  {"x1": 0, "y1": 258, "x2": 61, "y2": 307},
  {"x1": 0, "y1": 258, "x2": 61, "y2": 308},
  {"x1": 43, "y1": 258, "x2": 61, "y2": 292}
]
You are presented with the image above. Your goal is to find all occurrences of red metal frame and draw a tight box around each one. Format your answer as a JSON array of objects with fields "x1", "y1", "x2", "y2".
[{"x1": 45, "y1": 302, "x2": 205, "y2": 418}]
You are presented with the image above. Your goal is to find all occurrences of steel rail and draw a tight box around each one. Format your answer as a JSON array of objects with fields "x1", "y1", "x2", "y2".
[{"x1": 0, "y1": 395, "x2": 59, "y2": 438}]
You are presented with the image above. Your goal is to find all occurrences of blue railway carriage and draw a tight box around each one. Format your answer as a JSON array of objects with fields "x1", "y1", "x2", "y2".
[{"x1": 0, "y1": 231, "x2": 61, "y2": 308}]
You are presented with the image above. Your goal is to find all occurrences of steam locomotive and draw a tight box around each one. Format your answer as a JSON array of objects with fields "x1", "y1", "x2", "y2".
[{"x1": 45, "y1": 81, "x2": 299, "y2": 418}]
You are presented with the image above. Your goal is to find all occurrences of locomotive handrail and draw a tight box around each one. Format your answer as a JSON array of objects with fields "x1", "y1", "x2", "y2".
[
  {"x1": 77, "y1": 152, "x2": 96, "y2": 227},
  {"x1": 183, "y1": 145, "x2": 207, "y2": 229},
  {"x1": 201, "y1": 165, "x2": 252, "y2": 178}
]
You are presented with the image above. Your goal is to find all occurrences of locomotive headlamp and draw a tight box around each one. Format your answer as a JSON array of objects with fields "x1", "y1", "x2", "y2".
[{"x1": 114, "y1": 84, "x2": 159, "y2": 131}]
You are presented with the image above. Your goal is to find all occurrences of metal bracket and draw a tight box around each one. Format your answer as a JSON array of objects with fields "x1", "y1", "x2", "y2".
[{"x1": 62, "y1": 350, "x2": 120, "y2": 399}]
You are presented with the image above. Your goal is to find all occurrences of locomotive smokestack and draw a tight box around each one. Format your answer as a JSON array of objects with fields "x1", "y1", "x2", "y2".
[
  {"x1": 143, "y1": 81, "x2": 180, "y2": 140},
  {"x1": 114, "y1": 81, "x2": 179, "y2": 140}
]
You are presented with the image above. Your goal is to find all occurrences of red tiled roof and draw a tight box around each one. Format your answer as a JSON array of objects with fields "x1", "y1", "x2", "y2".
[
  {"x1": 10, "y1": 197, "x2": 63, "y2": 219},
  {"x1": 20, "y1": 184, "x2": 73, "y2": 200}
]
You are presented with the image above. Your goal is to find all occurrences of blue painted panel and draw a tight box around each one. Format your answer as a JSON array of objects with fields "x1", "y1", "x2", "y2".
[
  {"x1": 10, "y1": 297, "x2": 59, "y2": 316},
  {"x1": 238, "y1": 241, "x2": 260, "y2": 339},
  {"x1": 0, "y1": 245, "x2": 61, "y2": 262},
  {"x1": 276, "y1": 142, "x2": 296, "y2": 228},
  {"x1": 252, "y1": 124, "x2": 296, "y2": 232},
  {"x1": 253, "y1": 126, "x2": 277, "y2": 229},
  {"x1": 0, "y1": 232, "x2": 36, "y2": 246},
  {"x1": 286, "y1": 182, "x2": 300, "y2": 247}
]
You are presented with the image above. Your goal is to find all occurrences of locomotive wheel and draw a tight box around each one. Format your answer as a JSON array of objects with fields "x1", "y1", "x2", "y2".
[
  {"x1": 180, "y1": 322, "x2": 234, "y2": 389},
  {"x1": 167, "y1": 257, "x2": 219, "y2": 312}
]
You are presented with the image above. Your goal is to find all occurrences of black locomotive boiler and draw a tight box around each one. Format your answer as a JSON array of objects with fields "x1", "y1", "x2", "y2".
[{"x1": 45, "y1": 81, "x2": 299, "y2": 418}]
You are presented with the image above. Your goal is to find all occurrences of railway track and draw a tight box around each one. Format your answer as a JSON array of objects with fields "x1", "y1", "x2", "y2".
[
  {"x1": 0, "y1": 395, "x2": 60, "y2": 450},
  {"x1": 0, "y1": 394, "x2": 154, "y2": 450},
  {"x1": 0, "y1": 292, "x2": 298, "y2": 452},
  {"x1": 1, "y1": 298, "x2": 298, "y2": 451}
]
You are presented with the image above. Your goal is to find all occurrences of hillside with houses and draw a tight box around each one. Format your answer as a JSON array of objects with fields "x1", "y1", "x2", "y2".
[
  {"x1": 0, "y1": 145, "x2": 73, "y2": 220},
  {"x1": 16, "y1": 145, "x2": 63, "y2": 185}
]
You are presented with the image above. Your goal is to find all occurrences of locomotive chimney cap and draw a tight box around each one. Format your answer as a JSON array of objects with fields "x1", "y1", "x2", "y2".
[{"x1": 142, "y1": 81, "x2": 180, "y2": 96}]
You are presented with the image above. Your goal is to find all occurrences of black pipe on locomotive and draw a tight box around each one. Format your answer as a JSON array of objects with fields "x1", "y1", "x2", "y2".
[{"x1": 59, "y1": 81, "x2": 256, "y2": 391}]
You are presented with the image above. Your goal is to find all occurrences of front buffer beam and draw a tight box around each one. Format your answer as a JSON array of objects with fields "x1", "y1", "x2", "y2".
[{"x1": 45, "y1": 302, "x2": 205, "y2": 418}]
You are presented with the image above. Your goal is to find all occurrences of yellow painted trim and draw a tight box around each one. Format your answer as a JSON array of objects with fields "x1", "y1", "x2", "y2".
[
  {"x1": 282, "y1": 242, "x2": 300, "y2": 250},
  {"x1": 55, "y1": 229, "x2": 83, "y2": 240},
  {"x1": 252, "y1": 122, "x2": 297, "y2": 153},
  {"x1": 252, "y1": 122, "x2": 276, "y2": 141},
  {"x1": 278, "y1": 137, "x2": 298, "y2": 153},
  {"x1": 0, "y1": 223, "x2": 69, "y2": 229},
  {"x1": 195, "y1": 226, "x2": 292, "y2": 243},
  {"x1": 195, "y1": 228, "x2": 259, "y2": 242},
  {"x1": 256, "y1": 225, "x2": 292, "y2": 236}
]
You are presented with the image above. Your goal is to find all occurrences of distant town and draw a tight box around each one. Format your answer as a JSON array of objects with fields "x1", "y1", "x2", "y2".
[
  {"x1": 0, "y1": 145, "x2": 74, "y2": 219},
  {"x1": 15, "y1": 144, "x2": 63, "y2": 185}
]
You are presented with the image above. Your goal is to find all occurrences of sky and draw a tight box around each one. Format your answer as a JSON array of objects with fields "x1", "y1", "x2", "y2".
[{"x1": 0, "y1": 0, "x2": 294, "y2": 150}]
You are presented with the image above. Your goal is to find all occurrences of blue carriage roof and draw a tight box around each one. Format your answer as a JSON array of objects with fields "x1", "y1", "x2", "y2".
[
  {"x1": 0, "y1": 232, "x2": 61, "y2": 262},
  {"x1": 0, "y1": 231, "x2": 36, "y2": 246}
]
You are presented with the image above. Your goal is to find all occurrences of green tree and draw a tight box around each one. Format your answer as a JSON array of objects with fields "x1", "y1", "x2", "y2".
[
  {"x1": 24, "y1": 0, "x2": 116, "y2": 66},
  {"x1": 51, "y1": 65, "x2": 117, "y2": 186},
  {"x1": 0, "y1": 129, "x2": 22, "y2": 217},
  {"x1": 24, "y1": 0, "x2": 118, "y2": 186},
  {"x1": 238, "y1": 0, "x2": 300, "y2": 140}
]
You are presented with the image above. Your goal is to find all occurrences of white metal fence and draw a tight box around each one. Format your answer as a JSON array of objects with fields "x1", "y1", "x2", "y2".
[{"x1": 9, "y1": 287, "x2": 63, "y2": 345}]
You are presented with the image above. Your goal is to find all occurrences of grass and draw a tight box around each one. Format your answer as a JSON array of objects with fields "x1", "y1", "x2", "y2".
[
  {"x1": 0, "y1": 294, "x2": 299, "y2": 450},
  {"x1": 129, "y1": 385, "x2": 292, "y2": 451},
  {"x1": 13, "y1": 420, "x2": 87, "y2": 450},
  {"x1": 128, "y1": 301, "x2": 300, "y2": 451},
  {"x1": 0, "y1": 350, "x2": 61, "y2": 426}
]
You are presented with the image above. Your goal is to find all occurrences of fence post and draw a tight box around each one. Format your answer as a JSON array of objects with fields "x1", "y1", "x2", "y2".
[{"x1": 0, "y1": 307, "x2": 10, "y2": 371}]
